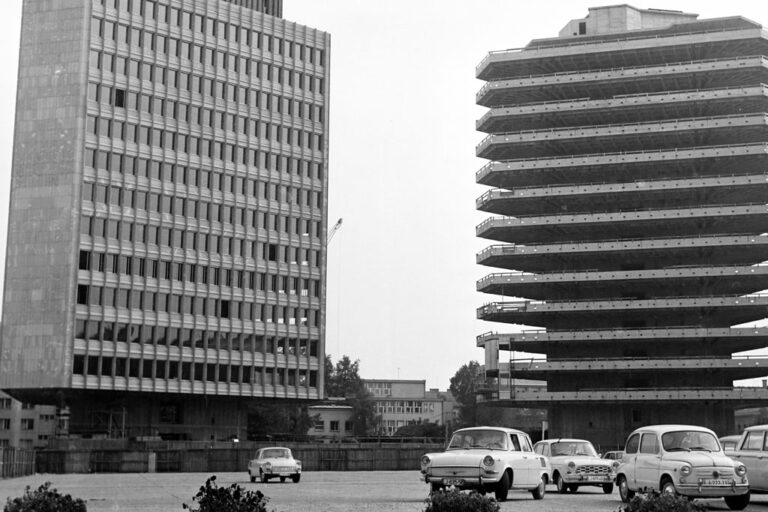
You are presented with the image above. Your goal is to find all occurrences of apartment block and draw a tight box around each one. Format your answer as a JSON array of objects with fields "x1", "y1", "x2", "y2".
[
  {"x1": 0, "y1": 391, "x2": 57, "y2": 449},
  {"x1": 0, "y1": 0, "x2": 329, "y2": 441},
  {"x1": 364, "y1": 379, "x2": 456, "y2": 435},
  {"x1": 475, "y1": 5, "x2": 768, "y2": 447}
]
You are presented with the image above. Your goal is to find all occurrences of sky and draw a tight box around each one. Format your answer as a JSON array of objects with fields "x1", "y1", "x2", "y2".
[{"x1": 0, "y1": 1, "x2": 766, "y2": 390}]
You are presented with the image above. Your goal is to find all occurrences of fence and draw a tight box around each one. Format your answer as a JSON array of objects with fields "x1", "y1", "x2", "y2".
[
  {"x1": 0, "y1": 449, "x2": 36, "y2": 479},
  {"x1": 34, "y1": 440, "x2": 444, "y2": 474}
]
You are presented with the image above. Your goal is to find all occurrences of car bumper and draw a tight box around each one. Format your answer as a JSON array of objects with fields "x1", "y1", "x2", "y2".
[
  {"x1": 675, "y1": 482, "x2": 749, "y2": 497},
  {"x1": 422, "y1": 474, "x2": 501, "y2": 487},
  {"x1": 562, "y1": 474, "x2": 614, "y2": 484}
]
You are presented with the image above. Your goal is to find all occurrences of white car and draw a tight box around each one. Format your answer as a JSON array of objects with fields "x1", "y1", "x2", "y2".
[
  {"x1": 419, "y1": 426, "x2": 549, "y2": 501},
  {"x1": 616, "y1": 425, "x2": 749, "y2": 510},
  {"x1": 533, "y1": 438, "x2": 616, "y2": 494},
  {"x1": 727, "y1": 424, "x2": 768, "y2": 492},
  {"x1": 247, "y1": 447, "x2": 301, "y2": 483}
]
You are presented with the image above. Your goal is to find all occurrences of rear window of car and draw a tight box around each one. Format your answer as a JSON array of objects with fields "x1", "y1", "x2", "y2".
[{"x1": 262, "y1": 449, "x2": 290, "y2": 458}]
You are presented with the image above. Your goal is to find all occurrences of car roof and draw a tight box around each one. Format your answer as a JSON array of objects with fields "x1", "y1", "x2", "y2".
[
  {"x1": 535, "y1": 438, "x2": 591, "y2": 444},
  {"x1": 719, "y1": 434, "x2": 742, "y2": 440},
  {"x1": 629, "y1": 424, "x2": 716, "y2": 435},
  {"x1": 259, "y1": 446, "x2": 291, "y2": 451},
  {"x1": 743, "y1": 424, "x2": 768, "y2": 431},
  {"x1": 454, "y1": 426, "x2": 527, "y2": 435}
]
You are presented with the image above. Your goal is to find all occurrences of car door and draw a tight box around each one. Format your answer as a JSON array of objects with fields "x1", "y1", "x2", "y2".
[
  {"x1": 508, "y1": 433, "x2": 534, "y2": 486},
  {"x1": 635, "y1": 433, "x2": 662, "y2": 491},
  {"x1": 621, "y1": 433, "x2": 641, "y2": 489},
  {"x1": 519, "y1": 434, "x2": 539, "y2": 486},
  {"x1": 730, "y1": 429, "x2": 767, "y2": 491}
]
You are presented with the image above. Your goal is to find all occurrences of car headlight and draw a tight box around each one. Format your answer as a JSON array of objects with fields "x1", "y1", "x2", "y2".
[
  {"x1": 264, "y1": 462, "x2": 272, "y2": 471},
  {"x1": 421, "y1": 455, "x2": 431, "y2": 466},
  {"x1": 611, "y1": 461, "x2": 620, "y2": 471},
  {"x1": 680, "y1": 465, "x2": 692, "y2": 476},
  {"x1": 568, "y1": 461, "x2": 576, "y2": 469},
  {"x1": 296, "y1": 460, "x2": 302, "y2": 468},
  {"x1": 735, "y1": 464, "x2": 747, "y2": 477},
  {"x1": 483, "y1": 455, "x2": 495, "y2": 467}
]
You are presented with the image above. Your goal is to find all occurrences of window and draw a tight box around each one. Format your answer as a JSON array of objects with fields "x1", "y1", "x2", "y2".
[
  {"x1": 624, "y1": 434, "x2": 640, "y2": 454},
  {"x1": 21, "y1": 418, "x2": 34, "y2": 430},
  {"x1": 330, "y1": 421, "x2": 339, "y2": 432},
  {"x1": 742, "y1": 430, "x2": 764, "y2": 451},
  {"x1": 639, "y1": 433, "x2": 659, "y2": 454},
  {"x1": 0, "y1": 419, "x2": 10, "y2": 430}
]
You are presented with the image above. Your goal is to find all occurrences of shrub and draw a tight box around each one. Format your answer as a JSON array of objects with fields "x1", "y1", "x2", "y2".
[
  {"x1": 424, "y1": 489, "x2": 500, "y2": 512},
  {"x1": 4, "y1": 482, "x2": 86, "y2": 512},
  {"x1": 620, "y1": 491, "x2": 707, "y2": 512},
  {"x1": 183, "y1": 475, "x2": 271, "y2": 512}
]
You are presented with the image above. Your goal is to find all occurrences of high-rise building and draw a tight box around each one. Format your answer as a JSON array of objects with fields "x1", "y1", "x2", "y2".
[
  {"x1": 0, "y1": 0, "x2": 329, "y2": 441},
  {"x1": 474, "y1": 5, "x2": 768, "y2": 447}
]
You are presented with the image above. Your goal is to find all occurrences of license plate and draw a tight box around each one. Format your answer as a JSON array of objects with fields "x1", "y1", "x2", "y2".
[
  {"x1": 584, "y1": 476, "x2": 608, "y2": 482},
  {"x1": 702, "y1": 479, "x2": 732, "y2": 486},
  {"x1": 444, "y1": 479, "x2": 465, "y2": 486}
]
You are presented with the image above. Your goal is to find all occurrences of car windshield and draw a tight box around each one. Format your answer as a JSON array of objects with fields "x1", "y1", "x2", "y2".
[
  {"x1": 550, "y1": 441, "x2": 598, "y2": 457},
  {"x1": 261, "y1": 448, "x2": 290, "y2": 459},
  {"x1": 661, "y1": 431, "x2": 719, "y2": 452},
  {"x1": 448, "y1": 430, "x2": 507, "y2": 450}
]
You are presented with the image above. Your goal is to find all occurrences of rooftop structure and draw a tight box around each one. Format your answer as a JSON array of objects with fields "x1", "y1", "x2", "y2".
[
  {"x1": 0, "y1": 0, "x2": 329, "y2": 441},
  {"x1": 475, "y1": 5, "x2": 768, "y2": 446}
]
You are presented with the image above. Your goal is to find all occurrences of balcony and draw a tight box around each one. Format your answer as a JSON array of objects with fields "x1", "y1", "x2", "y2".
[
  {"x1": 476, "y1": 204, "x2": 768, "y2": 244},
  {"x1": 476, "y1": 327, "x2": 768, "y2": 354},
  {"x1": 476, "y1": 143, "x2": 768, "y2": 189},
  {"x1": 477, "y1": 295, "x2": 768, "y2": 329},
  {"x1": 476, "y1": 173, "x2": 768, "y2": 216},
  {"x1": 477, "y1": 235, "x2": 768, "y2": 272},
  {"x1": 477, "y1": 56, "x2": 768, "y2": 107},
  {"x1": 477, "y1": 264, "x2": 768, "y2": 300},
  {"x1": 478, "y1": 85, "x2": 768, "y2": 133},
  {"x1": 477, "y1": 23, "x2": 766, "y2": 80},
  {"x1": 476, "y1": 114, "x2": 768, "y2": 161}
]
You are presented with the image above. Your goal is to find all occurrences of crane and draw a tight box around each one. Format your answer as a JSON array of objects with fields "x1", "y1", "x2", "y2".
[{"x1": 327, "y1": 218, "x2": 343, "y2": 243}]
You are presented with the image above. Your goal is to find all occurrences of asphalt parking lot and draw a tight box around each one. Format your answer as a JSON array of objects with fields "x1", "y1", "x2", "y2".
[{"x1": 2, "y1": 471, "x2": 768, "y2": 511}]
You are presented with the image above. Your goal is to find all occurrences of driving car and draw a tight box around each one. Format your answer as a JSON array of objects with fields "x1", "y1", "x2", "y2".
[
  {"x1": 247, "y1": 447, "x2": 301, "y2": 483},
  {"x1": 719, "y1": 435, "x2": 742, "y2": 452},
  {"x1": 616, "y1": 425, "x2": 749, "y2": 510},
  {"x1": 727, "y1": 424, "x2": 768, "y2": 492},
  {"x1": 419, "y1": 426, "x2": 549, "y2": 501},
  {"x1": 533, "y1": 438, "x2": 616, "y2": 494}
]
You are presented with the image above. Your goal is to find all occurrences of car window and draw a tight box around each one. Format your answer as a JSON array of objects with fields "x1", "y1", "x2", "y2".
[
  {"x1": 551, "y1": 441, "x2": 598, "y2": 457},
  {"x1": 521, "y1": 436, "x2": 533, "y2": 452},
  {"x1": 262, "y1": 448, "x2": 289, "y2": 458},
  {"x1": 625, "y1": 434, "x2": 640, "y2": 454},
  {"x1": 662, "y1": 430, "x2": 719, "y2": 452},
  {"x1": 509, "y1": 434, "x2": 521, "y2": 451},
  {"x1": 639, "y1": 433, "x2": 659, "y2": 454},
  {"x1": 448, "y1": 430, "x2": 506, "y2": 449},
  {"x1": 742, "y1": 431, "x2": 764, "y2": 451}
]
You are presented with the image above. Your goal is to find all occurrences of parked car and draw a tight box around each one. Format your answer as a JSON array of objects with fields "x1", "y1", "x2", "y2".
[
  {"x1": 533, "y1": 438, "x2": 616, "y2": 494},
  {"x1": 727, "y1": 424, "x2": 768, "y2": 492},
  {"x1": 247, "y1": 447, "x2": 301, "y2": 483},
  {"x1": 616, "y1": 425, "x2": 749, "y2": 510},
  {"x1": 419, "y1": 426, "x2": 549, "y2": 501},
  {"x1": 602, "y1": 450, "x2": 624, "y2": 461},
  {"x1": 720, "y1": 435, "x2": 742, "y2": 452}
]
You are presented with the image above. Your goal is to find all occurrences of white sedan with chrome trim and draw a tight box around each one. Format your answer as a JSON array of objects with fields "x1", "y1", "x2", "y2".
[{"x1": 247, "y1": 447, "x2": 301, "y2": 483}]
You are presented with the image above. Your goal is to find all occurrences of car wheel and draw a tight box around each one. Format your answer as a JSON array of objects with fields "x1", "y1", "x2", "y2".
[
  {"x1": 618, "y1": 475, "x2": 634, "y2": 503},
  {"x1": 249, "y1": 471, "x2": 255, "y2": 483},
  {"x1": 494, "y1": 471, "x2": 510, "y2": 502},
  {"x1": 567, "y1": 484, "x2": 578, "y2": 493},
  {"x1": 661, "y1": 478, "x2": 676, "y2": 496},
  {"x1": 260, "y1": 470, "x2": 268, "y2": 483},
  {"x1": 291, "y1": 474, "x2": 300, "y2": 483},
  {"x1": 430, "y1": 482, "x2": 442, "y2": 493},
  {"x1": 280, "y1": 477, "x2": 286, "y2": 483},
  {"x1": 724, "y1": 492, "x2": 750, "y2": 511},
  {"x1": 531, "y1": 475, "x2": 546, "y2": 500},
  {"x1": 554, "y1": 473, "x2": 567, "y2": 494},
  {"x1": 602, "y1": 483, "x2": 614, "y2": 494}
]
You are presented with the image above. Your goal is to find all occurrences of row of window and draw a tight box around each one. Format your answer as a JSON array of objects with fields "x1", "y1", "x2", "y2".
[
  {"x1": 87, "y1": 115, "x2": 324, "y2": 159},
  {"x1": 80, "y1": 216, "x2": 320, "y2": 266},
  {"x1": 79, "y1": 250, "x2": 319, "y2": 294},
  {"x1": 313, "y1": 420, "x2": 353, "y2": 433},
  {"x1": 374, "y1": 401, "x2": 437, "y2": 415},
  {"x1": 91, "y1": 82, "x2": 323, "y2": 127},
  {"x1": 365, "y1": 382, "x2": 392, "y2": 397},
  {"x1": 75, "y1": 319, "x2": 319, "y2": 355},
  {"x1": 95, "y1": 0, "x2": 322, "y2": 65},
  {"x1": 76, "y1": 285, "x2": 320, "y2": 325},
  {"x1": 73, "y1": 354, "x2": 318, "y2": 387}
]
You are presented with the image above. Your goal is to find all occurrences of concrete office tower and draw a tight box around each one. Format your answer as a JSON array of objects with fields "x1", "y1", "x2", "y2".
[
  {"x1": 0, "y1": 0, "x2": 329, "y2": 441},
  {"x1": 474, "y1": 5, "x2": 768, "y2": 447}
]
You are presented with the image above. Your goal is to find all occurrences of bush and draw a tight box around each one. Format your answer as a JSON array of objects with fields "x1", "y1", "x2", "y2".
[
  {"x1": 4, "y1": 482, "x2": 86, "y2": 512},
  {"x1": 183, "y1": 475, "x2": 271, "y2": 512},
  {"x1": 424, "y1": 489, "x2": 500, "y2": 512},
  {"x1": 620, "y1": 491, "x2": 707, "y2": 512}
]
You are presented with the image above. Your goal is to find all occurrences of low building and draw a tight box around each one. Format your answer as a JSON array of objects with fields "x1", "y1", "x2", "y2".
[
  {"x1": 363, "y1": 379, "x2": 457, "y2": 436},
  {"x1": 0, "y1": 391, "x2": 57, "y2": 449},
  {"x1": 307, "y1": 402, "x2": 354, "y2": 441}
]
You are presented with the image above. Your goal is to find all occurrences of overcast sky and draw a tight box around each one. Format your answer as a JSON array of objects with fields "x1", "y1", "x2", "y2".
[{"x1": 0, "y1": 1, "x2": 766, "y2": 390}]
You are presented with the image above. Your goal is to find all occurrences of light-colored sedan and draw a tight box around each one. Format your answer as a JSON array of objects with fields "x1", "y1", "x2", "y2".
[
  {"x1": 616, "y1": 424, "x2": 749, "y2": 510},
  {"x1": 533, "y1": 438, "x2": 616, "y2": 494},
  {"x1": 420, "y1": 426, "x2": 550, "y2": 501},
  {"x1": 727, "y1": 424, "x2": 768, "y2": 492},
  {"x1": 248, "y1": 447, "x2": 302, "y2": 483}
]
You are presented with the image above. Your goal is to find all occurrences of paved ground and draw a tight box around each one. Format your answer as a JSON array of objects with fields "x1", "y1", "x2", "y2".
[{"x1": 2, "y1": 471, "x2": 768, "y2": 511}]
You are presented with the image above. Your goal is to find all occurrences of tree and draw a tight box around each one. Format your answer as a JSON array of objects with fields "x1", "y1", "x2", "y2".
[
  {"x1": 246, "y1": 403, "x2": 317, "y2": 440},
  {"x1": 394, "y1": 420, "x2": 444, "y2": 438},
  {"x1": 324, "y1": 355, "x2": 377, "y2": 436},
  {"x1": 449, "y1": 361, "x2": 503, "y2": 428}
]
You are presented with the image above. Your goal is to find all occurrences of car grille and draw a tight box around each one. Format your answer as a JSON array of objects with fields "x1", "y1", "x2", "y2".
[
  {"x1": 270, "y1": 465, "x2": 294, "y2": 473},
  {"x1": 575, "y1": 465, "x2": 611, "y2": 476},
  {"x1": 431, "y1": 466, "x2": 480, "y2": 478},
  {"x1": 693, "y1": 467, "x2": 734, "y2": 478}
]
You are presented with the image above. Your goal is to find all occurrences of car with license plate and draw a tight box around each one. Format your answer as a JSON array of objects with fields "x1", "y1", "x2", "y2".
[
  {"x1": 616, "y1": 425, "x2": 749, "y2": 510},
  {"x1": 247, "y1": 447, "x2": 301, "y2": 483},
  {"x1": 533, "y1": 438, "x2": 616, "y2": 494},
  {"x1": 419, "y1": 426, "x2": 550, "y2": 501},
  {"x1": 726, "y1": 424, "x2": 768, "y2": 492}
]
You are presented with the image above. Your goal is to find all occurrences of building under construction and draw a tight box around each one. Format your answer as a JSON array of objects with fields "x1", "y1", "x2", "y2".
[{"x1": 475, "y1": 5, "x2": 768, "y2": 447}]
